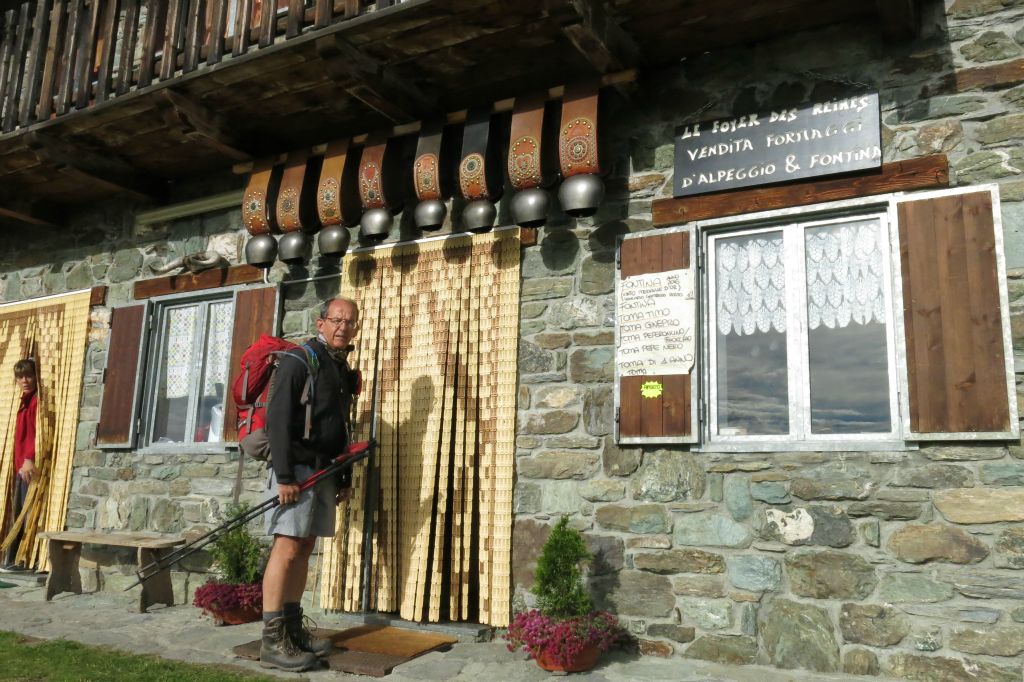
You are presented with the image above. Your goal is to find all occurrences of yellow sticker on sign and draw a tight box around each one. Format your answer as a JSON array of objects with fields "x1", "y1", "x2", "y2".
[{"x1": 640, "y1": 381, "x2": 663, "y2": 399}]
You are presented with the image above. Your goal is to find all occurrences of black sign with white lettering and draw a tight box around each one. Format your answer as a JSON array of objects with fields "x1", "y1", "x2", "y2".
[{"x1": 672, "y1": 93, "x2": 881, "y2": 197}]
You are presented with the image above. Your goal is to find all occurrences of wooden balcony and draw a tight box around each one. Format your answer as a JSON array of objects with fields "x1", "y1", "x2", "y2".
[{"x1": 0, "y1": 0, "x2": 916, "y2": 228}]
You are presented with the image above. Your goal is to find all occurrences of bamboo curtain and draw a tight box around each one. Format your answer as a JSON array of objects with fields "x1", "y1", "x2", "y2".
[
  {"x1": 319, "y1": 230, "x2": 519, "y2": 626},
  {"x1": 0, "y1": 291, "x2": 91, "y2": 569}
]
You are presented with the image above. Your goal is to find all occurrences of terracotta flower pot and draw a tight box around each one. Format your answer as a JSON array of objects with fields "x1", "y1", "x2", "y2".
[
  {"x1": 205, "y1": 603, "x2": 262, "y2": 626},
  {"x1": 534, "y1": 642, "x2": 601, "y2": 673}
]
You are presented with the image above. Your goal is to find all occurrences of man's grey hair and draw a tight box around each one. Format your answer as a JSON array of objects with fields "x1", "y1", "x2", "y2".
[{"x1": 319, "y1": 297, "x2": 359, "y2": 319}]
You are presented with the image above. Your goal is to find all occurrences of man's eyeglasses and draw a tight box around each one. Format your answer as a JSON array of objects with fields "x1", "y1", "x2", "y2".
[{"x1": 322, "y1": 317, "x2": 359, "y2": 329}]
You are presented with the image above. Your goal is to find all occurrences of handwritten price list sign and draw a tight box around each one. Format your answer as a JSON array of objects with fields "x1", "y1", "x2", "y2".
[{"x1": 616, "y1": 268, "x2": 696, "y2": 377}]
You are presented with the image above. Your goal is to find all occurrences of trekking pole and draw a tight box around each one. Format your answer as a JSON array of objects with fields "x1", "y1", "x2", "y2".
[
  {"x1": 360, "y1": 328, "x2": 383, "y2": 612},
  {"x1": 125, "y1": 442, "x2": 373, "y2": 590}
]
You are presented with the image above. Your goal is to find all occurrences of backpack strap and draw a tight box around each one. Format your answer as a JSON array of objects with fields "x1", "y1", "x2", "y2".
[{"x1": 299, "y1": 343, "x2": 320, "y2": 441}]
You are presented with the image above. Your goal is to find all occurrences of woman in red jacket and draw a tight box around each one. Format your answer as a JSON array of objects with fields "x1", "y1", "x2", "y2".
[{"x1": 1, "y1": 358, "x2": 37, "y2": 572}]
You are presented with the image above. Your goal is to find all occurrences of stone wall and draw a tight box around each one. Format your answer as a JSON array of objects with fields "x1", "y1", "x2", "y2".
[{"x1": 512, "y1": 1, "x2": 1024, "y2": 678}]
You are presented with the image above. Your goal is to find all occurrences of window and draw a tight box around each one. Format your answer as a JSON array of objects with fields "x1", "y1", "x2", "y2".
[
  {"x1": 141, "y1": 296, "x2": 234, "y2": 446},
  {"x1": 615, "y1": 186, "x2": 1018, "y2": 448},
  {"x1": 97, "y1": 286, "x2": 278, "y2": 450},
  {"x1": 707, "y1": 214, "x2": 899, "y2": 444}
]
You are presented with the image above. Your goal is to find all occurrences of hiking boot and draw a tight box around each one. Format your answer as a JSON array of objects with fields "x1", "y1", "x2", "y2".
[
  {"x1": 286, "y1": 608, "x2": 333, "y2": 657},
  {"x1": 259, "y1": 616, "x2": 319, "y2": 672}
]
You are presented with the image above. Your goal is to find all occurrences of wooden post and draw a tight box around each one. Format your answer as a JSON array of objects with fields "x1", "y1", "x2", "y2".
[
  {"x1": 54, "y1": 0, "x2": 81, "y2": 115},
  {"x1": 3, "y1": 3, "x2": 30, "y2": 132},
  {"x1": 207, "y1": 0, "x2": 227, "y2": 64},
  {"x1": 182, "y1": 0, "x2": 203, "y2": 72},
  {"x1": 18, "y1": 0, "x2": 50, "y2": 126},
  {"x1": 114, "y1": 0, "x2": 138, "y2": 95},
  {"x1": 138, "y1": 0, "x2": 166, "y2": 88},
  {"x1": 160, "y1": 0, "x2": 185, "y2": 81},
  {"x1": 94, "y1": 0, "x2": 119, "y2": 103},
  {"x1": 231, "y1": 0, "x2": 252, "y2": 56},
  {"x1": 36, "y1": 0, "x2": 65, "y2": 120},
  {"x1": 44, "y1": 539, "x2": 83, "y2": 601},
  {"x1": 138, "y1": 547, "x2": 176, "y2": 611},
  {"x1": 72, "y1": 0, "x2": 101, "y2": 110}
]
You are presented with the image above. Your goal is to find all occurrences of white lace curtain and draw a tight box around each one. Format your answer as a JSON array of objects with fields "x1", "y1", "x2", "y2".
[
  {"x1": 202, "y1": 302, "x2": 233, "y2": 396},
  {"x1": 165, "y1": 307, "x2": 196, "y2": 398},
  {"x1": 716, "y1": 220, "x2": 886, "y2": 336}
]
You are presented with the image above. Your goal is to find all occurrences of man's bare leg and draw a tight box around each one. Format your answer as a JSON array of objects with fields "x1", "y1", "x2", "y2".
[
  {"x1": 261, "y1": 535, "x2": 318, "y2": 671},
  {"x1": 263, "y1": 534, "x2": 314, "y2": 613}
]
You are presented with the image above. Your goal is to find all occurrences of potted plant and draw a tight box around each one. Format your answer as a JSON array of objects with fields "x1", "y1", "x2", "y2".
[
  {"x1": 504, "y1": 516, "x2": 623, "y2": 673},
  {"x1": 192, "y1": 503, "x2": 267, "y2": 626}
]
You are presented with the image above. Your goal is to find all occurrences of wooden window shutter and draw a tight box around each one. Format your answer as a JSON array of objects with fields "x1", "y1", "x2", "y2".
[
  {"x1": 896, "y1": 187, "x2": 1019, "y2": 440},
  {"x1": 223, "y1": 285, "x2": 278, "y2": 442},
  {"x1": 616, "y1": 226, "x2": 699, "y2": 443},
  {"x1": 97, "y1": 302, "x2": 151, "y2": 447}
]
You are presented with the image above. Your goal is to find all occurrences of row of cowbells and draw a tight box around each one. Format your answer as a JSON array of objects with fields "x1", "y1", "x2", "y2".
[
  {"x1": 244, "y1": 224, "x2": 352, "y2": 266},
  {"x1": 241, "y1": 81, "x2": 604, "y2": 268}
]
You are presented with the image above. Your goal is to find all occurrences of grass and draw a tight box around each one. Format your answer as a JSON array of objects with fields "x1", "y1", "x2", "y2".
[{"x1": 0, "y1": 631, "x2": 278, "y2": 681}]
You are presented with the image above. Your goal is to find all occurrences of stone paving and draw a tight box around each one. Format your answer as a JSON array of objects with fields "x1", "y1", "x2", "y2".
[{"x1": 0, "y1": 581, "x2": 901, "y2": 681}]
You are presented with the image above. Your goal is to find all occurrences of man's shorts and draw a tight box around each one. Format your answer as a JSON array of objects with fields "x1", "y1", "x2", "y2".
[{"x1": 264, "y1": 463, "x2": 339, "y2": 538}]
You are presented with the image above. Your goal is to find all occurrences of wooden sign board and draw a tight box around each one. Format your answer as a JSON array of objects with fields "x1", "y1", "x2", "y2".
[{"x1": 673, "y1": 93, "x2": 881, "y2": 197}]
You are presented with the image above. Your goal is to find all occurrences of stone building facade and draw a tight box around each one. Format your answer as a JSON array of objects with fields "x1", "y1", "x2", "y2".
[{"x1": 1, "y1": 0, "x2": 1023, "y2": 678}]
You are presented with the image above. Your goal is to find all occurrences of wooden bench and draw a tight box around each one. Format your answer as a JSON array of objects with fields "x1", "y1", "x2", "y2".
[{"x1": 40, "y1": 531, "x2": 185, "y2": 613}]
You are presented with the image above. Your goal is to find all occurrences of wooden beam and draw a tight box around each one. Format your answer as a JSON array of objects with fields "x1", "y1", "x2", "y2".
[
  {"x1": 133, "y1": 264, "x2": 265, "y2": 299},
  {"x1": 553, "y1": 0, "x2": 641, "y2": 75},
  {"x1": 875, "y1": 0, "x2": 920, "y2": 43},
  {"x1": 25, "y1": 131, "x2": 163, "y2": 201},
  {"x1": 652, "y1": 154, "x2": 950, "y2": 227},
  {"x1": 315, "y1": 33, "x2": 434, "y2": 123},
  {"x1": 155, "y1": 88, "x2": 254, "y2": 161},
  {"x1": 0, "y1": 188, "x2": 63, "y2": 227}
]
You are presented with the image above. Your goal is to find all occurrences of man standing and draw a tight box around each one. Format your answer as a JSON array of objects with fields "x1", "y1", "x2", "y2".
[
  {"x1": 1, "y1": 359, "x2": 38, "y2": 572},
  {"x1": 260, "y1": 297, "x2": 359, "y2": 672}
]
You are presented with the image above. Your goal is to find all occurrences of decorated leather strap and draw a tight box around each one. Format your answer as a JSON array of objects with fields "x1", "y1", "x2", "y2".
[
  {"x1": 317, "y1": 138, "x2": 351, "y2": 226},
  {"x1": 508, "y1": 92, "x2": 546, "y2": 190},
  {"x1": 277, "y1": 150, "x2": 310, "y2": 232},
  {"x1": 559, "y1": 81, "x2": 600, "y2": 178},
  {"x1": 413, "y1": 118, "x2": 444, "y2": 201},
  {"x1": 459, "y1": 106, "x2": 494, "y2": 200},
  {"x1": 359, "y1": 134, "x2": 389, "y2": 210},
  {"x1": 242, "y1": 158, "x2": 281, "y2": 236}
]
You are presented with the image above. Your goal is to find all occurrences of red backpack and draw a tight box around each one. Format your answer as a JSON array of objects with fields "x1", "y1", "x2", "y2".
[{"x1": 232, "y1": 335, "x2": 319, "y2": 461}]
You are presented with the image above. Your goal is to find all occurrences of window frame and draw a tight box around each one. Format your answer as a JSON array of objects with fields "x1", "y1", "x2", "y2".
[
  {"x1": 616, "y1": 184, "x2": 1018, "y2": 450},
  {"x1": 138, "y1": 293, "x2": 234, "y2": 452},
  {"x1": 704, "y1": 211, "x2": 903, "y2": 449},
  {"x1": 107, "y1": 283, "x2": 267, "y2": 455}
]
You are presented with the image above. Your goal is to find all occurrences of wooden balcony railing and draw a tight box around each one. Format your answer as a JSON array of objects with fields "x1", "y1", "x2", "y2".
[{"x1": 0, "y1": 0, "x2": 401, "y2": 135}]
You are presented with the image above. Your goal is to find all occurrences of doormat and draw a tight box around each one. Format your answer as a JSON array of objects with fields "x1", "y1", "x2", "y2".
[{"x1": 233, "y1": 624, "x2": 457, "y2": 677}]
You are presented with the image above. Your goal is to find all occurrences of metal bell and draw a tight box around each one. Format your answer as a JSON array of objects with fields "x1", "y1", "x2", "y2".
[
  {"x1": 244, "y1": 234, "x2": 278, "y2": 268},
  {"x1": 462, "y1": 199, "x2": 496, "y2": 233},
  {"x1": 359, "y1": 208, "x2": 392, "y2": 243},
  {"x1": 510, "y1": 187, "x2": 550, "y2": 228},
  {"x1": 558, "y1": 173, "x2": 605, "y2": 218},
  {"x1": 318, "y1": 225, "x2": 351, "y2": 257},
  {"x1": 278, "y1": 231, "x2": 312, "y2": 265},
  {"x1": 414, "y1": 199, "x2": 447, "y2": 232}
]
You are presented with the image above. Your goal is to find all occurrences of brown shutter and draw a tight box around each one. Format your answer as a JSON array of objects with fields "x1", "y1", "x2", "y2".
[
  {"x1": 223, "y1": 285, "x2": 278, "y2": 442},
  {"x1": 617, "y1": 226, "x2": 699, "y2": 443},
  {"x1": 896, "y1": 187, "x2": 1018, "y2": 439},
  {"x1": 97, "y1": 302, "x2": 150, "y2": 447}
]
